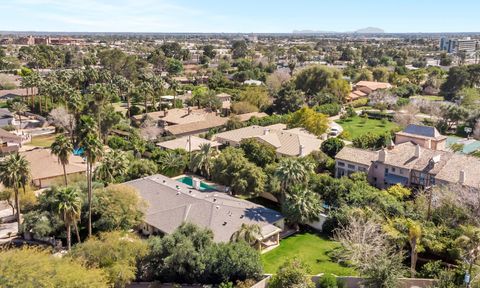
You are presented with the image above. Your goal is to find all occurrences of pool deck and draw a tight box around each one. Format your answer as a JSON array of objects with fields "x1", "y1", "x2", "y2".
[{"x1": 172, "y1": 174, "x2": 227, "y2": 193}]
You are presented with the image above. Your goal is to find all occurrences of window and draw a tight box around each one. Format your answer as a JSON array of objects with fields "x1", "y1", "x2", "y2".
[
  {"x1": 385, "y1": 168, "x2": 389, "y2": 174},
  {"x1": 337, "y1": 162, "x2": 345, "y2": 167},
  {"x1": 400, "y1": 169, "x2": 404, "y2": 175},
  {"x1": 391, "y1": 167, "x2": 396, "y2": 173},
  {"x1": 348, "y1": 164, "x2": 355, "y2": 169}
]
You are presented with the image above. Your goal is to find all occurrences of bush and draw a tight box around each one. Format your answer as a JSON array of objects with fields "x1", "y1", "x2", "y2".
[
  {"x1": 315, "y1": 103, "x2": 341, "y2": 117},
  {"x1": 2, "y1": 124, "x2": 15, "y2": 132},
  {"x1": 321, "y1": 138, "x2": 345, "y2": 158},
  {"x1": 318, "y1": 273, "x2": 338, "y2": 288},
  {"x1": 350, "y1": 98, "x2": 368, "y2": 108},
  {"x1": 128, "y1": 105, "x2": 142, "y2": 116}
]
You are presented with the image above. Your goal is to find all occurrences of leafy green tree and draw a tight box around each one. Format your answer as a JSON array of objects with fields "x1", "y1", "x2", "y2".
[
  {"x1": 239, "y1": 138, "x2": 277, "y2": 167},
  {"x1": 53, "y1": 186, "x2": 82, "y2": 250},
  {"x1": 321, "y1": 137, "x2": 345, "y2": 158},
  {"x1": 269, "y1": 259, "x2": 315, "y2": 288},
  {"x1": 318, "y1": 274, "x2": 339, "y2": 288},
  {"x1": 457, "y1": 87, "x2": 480, "y2": 109},
  {"x1": 282, "y1": 185, "x2": 322, "y2": 230},
  {"x1": 294, "y1": 65, "x2": 347, "y2": 100},
  {"x1": 455, "y1": 225, "x2": 480, "y2": 287},
  {"x1": 203, "y1": 44, "x2": 217, "y2": 59},
  {"x1": 94, "y1": 150, "x2": 129, "y2": 184},
  {"x1": 288, "y1": 107, "x2": 329, "y2": 136},
  {"x1": 157, "y1": 149, "x2": 188, "y2": 177},
  {"x1": 127, "y1": 158, "x2": 158, "y2": 180},
  {"x1": 0, "y1": 248, "x2": 109, "y2": 287},
  {"x1": 232, "y1": 40, "x2": 248, "y2": 59},
  {"x1": 225, "y1": 115, "x2": 245, "y2": 131},
  {"x1": 51, "y1": 134, "x2": 73, "y2": 186},
  {"x1": 272, "y1": 83, "x2": 305, "y2": 114},
  {"x1": 238, "y1": 86, "x2": 270, "y2": 111},
  {"x1": 0, "y1": 153, "x2": 30, "y2": 232},
  {"x1": 166, "y1": 58, "x2": 183, "y2": 75},
  {"x1": 71, "y1": 231, "x2": 148, "y2": 287},
  {"x1": 93, "y1": 184, "x2": 145, "y2": 232}
]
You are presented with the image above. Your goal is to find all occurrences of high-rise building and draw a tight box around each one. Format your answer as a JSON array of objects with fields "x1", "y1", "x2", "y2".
[{"x1": 440, "y1": 37, "x2": 477, "y2": 53}]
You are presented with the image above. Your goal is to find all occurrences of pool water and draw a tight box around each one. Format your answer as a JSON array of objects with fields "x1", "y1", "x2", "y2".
[{"x1": 176, "y1": 176, "x2": 216, "y2": 191}]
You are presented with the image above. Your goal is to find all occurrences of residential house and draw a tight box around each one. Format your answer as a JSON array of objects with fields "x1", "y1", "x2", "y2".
[
  {"x1": 395, "y1": 124, "x2": 447, "y2": 150},
  {"x1": 213, "y1": 124, "x2": 323, "y2": 157},
  {"x1": 20, "y1": 148, "x2": 87, "y2": 188},
  {"x1": 348, "y1": 80, "x2": 392, "y2": 101},
  {"x1": 0, "y1": 128, "x2": 22, "y2": 155},
  {"x1": 157, "y1": 136, "x2": 221, "y2": 152},
  {"x1": 335, "y1": 142, "x2": 480, "y2": 190},
  {"x1": 125, "y1": 174, "x2": 284, "y2": 249}
]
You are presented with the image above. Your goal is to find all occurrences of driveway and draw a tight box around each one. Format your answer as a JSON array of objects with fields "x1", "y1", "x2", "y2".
[{"x1": 0, "y1": 202, "x2": 18, "y2": 243}]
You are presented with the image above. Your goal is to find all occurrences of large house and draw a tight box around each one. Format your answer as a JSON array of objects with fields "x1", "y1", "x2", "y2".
[
  {"x1": 132, "y1": 107, "x2": 267, "y2": 137},
  {"x1": 0, "y1": 128, "x2": 22, "y2": 155},
  {"x1": 213, "y1": 124, "x2": 323, "y2": 157},
  {"x1": 348, "y1": 80, "x2": 392, "y2": 101},
  {"x1": 335, "y1": 142, "x2": 480, "y2": 190},
  {"x1": 157, "y1": 136, "x2": 221, "y2": 152},
  {"x1": 125, "y1": 174, "x2": 284, "y2": 250}
]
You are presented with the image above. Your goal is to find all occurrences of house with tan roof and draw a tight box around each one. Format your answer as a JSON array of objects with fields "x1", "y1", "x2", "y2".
[
  {"x1": 157, "y1": 136, "x2": 221, "y2": 152},
  {"x1": 213, "y1": 124, "x2": 323, "y2": 157},
  {"x1": 335, "y1": 142, "x2": 480, "y2": 190},
  {"x1": 20, "y1": 148, "x2": 87, "y2": 188},
  {"x1": 0, "y1": 128, "x2": 22, "y2": 155},
  {"x1": 347, "y1": 80, "x2": 392, "y2": 101},
  {"x1": 125, "y1": 174, "x2": 284, "y2": 249}
]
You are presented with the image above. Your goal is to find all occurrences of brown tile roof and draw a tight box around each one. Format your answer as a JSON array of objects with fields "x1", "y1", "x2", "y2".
[
  {"x1": 20, "y1": 148, "x2": 87, "y2": 181},
  {"x1": 125, "y1": 174, "x2": 283, "y2": 242},
  {"x1": 355, "y1": 81, "x2": 392, "y2": 91},
  {"x1": 157, "y1": 136, "x2": 222, "y2": 151},
  {"x1": 0, "y1": 128, "x2": 22, "y2": 143}
]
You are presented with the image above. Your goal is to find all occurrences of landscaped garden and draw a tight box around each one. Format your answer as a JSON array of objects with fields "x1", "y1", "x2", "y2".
[
  {"x1": 29, "y1": 134, "x2": 57, "y2": 147},
  {"x1": 335, "y1": 116, "x2": 399, "y2": 140},
  {"x1": 261, "y1": 232, "x2": 356, "y2": 276}
]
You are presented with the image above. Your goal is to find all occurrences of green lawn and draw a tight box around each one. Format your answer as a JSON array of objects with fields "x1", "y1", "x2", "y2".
[
  {"x1": 335, "y1": 117, "x2": 398, "y2": 140},
  {"x1": 410, "y1": 95, "x2": 444, "y2": 101},
  {"x1": 30, "y1": 134, "x2": 57, "y2": 147},
  {"x1": 261, "y1": 232, "x2": 356, "y2": 276}
]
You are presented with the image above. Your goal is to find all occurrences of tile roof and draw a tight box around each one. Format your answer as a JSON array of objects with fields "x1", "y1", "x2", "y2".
[
  {"x1": 335, "y1": 146, "x2": 379, "y2": 166},
  {"x1": 125, "y1": 174, "x2": 283, "y2": 242},
  {"x1": 214, "y1": 124, "x2": 322, "y2": 156},
  {"x1": 20, "y1": 148, "x2": 87, "y2": 181},
  {"x1": 355, "y1": 81, "x2": 392, "y2": 90},
  {"x1": 0, "y1": 128, "x2": 22, "y2": 143},
  {"x1": 157, "y1": 136, "x2": 222, "y2": 151}
]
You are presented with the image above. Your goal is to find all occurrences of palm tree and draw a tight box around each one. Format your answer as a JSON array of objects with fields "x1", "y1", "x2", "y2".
[
  {"x1": 78, "y1": 116, "x2": 103, "y2": 237},
  {"x1": 0, "y1": 153, "x2": 30, "y2": 232},
  {"x1": 189, "y1": 143, "x2": 216, "y2": 179},
  {"x1": 138, "y1": 82, "x2": 153, "y2": 115},
  {"x1": 10, "y1": 102, "x2": 29, "y2": 130},
  {"x1": 455, "y1": 225, "x2": 480, "y2": 288},
  {"x1": 51, "y1": 134, "x2": 73, "y2": 186},
  {"x1": 157, "y1": 150, "x2": 187, "y2": 177},
  {"x1": 230, "y1": 223, "x2": 262, "y2": 249},
  {"x1": 407, "y1": 221, "x2": 422, "y2": 277},
  {"x1": 274, "y1": 157, "x2": 314, "y2": 203},
  {"x1": 94, "y1": 150, "x2": 129, "y2": 184},
  {"x1": 53, "y1": 186, "x2": 82, "y2": 251},
  {"x1": 281, "y1": 185, "x2": 322, "y2": 231}
]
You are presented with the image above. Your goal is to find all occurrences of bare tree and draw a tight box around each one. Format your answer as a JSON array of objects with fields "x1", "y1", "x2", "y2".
[
  {"x1": 49, "y1": 107, "x2": 76, "y2": 136},
  {"x1": 394, "y1": 104, "x2": 420, "y2": 128},
  {"x1": 266, "y1": 69, "x2": 291, "y2": 94},
  {"x1": 139, "y1": 116, "x2": 162, "y2": 141}
]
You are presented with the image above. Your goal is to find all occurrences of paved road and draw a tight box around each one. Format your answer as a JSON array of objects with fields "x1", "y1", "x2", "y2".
[{"x1": 0, "y1": 201, "x2": 18, "y2": 243}]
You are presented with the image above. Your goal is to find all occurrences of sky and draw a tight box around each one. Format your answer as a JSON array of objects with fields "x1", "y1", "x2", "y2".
[{"x1": 1, "y1": 0, "x2": 480, "y2": 33}]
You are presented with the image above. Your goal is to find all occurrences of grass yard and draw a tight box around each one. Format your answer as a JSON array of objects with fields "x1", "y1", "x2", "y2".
[
  {"x1": 261, "y1": 232, "x2": 356, "y2": 276},
  {"x1": 410, "y1": 95, "x2": 444, "y2": 101},
  {"x1": 335, "y1": 116, "x2": 398, "y2": 140},
  {"x1": 30, "y1": 134, "x2": 57, "y2": 147}
]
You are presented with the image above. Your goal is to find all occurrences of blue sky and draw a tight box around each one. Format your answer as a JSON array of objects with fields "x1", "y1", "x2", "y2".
[{"x1": 1, "y1": 0, "x2": 479, "y2": 33}]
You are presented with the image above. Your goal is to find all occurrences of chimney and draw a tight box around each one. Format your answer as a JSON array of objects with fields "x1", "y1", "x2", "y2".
[
  {"x1": 379, "y1": 148, "x2": 387, "y2": 163},
  {"x1": 163, "y1": 108, "x2": 168, "y2": 117},
  {"x1": 415, "y1": 145, "x2": 421, "y2": 158},
  {"x1": 192, "y1": 177, "x2": 201, "y2": 190},
  {"x1": 299, "y1": 144, "x2": 306, "y2": 156},
  {"x1": 459, "y1": 170, "x2": 466, "y2": 184},
  {"x1": 263, "y1": 128, "x2": 270, "y2": 135}
]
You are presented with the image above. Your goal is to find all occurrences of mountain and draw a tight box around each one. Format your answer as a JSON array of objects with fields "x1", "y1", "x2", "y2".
[{"x1": 354, "y1": 27, "x2": 385, "y2": 34}]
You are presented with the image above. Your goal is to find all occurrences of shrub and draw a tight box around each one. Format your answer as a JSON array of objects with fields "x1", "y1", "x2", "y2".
[
  {"x1": 315, "y1": 103, "x2": 341, "y2": 117},
  {"x1": 350, "y1": 98, "x2": 368, "y2": 108},
  {"x1": 321, "y1": 138, "x2": 345, "y2": 158},
  {"x1": 318, "y1": 273, "x2": 338, "y2": 288}
]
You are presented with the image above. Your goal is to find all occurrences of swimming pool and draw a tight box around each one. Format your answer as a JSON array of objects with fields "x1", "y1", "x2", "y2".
[{"x1": 176, "y1": 176, "x2": 217, "y2": 191}]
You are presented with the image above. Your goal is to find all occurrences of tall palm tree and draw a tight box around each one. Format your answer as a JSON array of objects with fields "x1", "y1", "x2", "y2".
[
  {"x1": 50, "y1": 134, "x2": 73, "y2": 186},
  {"x1": 407, "y1": 221, "x2": 422, "y2": 277},
  {"x1": 281, "y1": 185, "x2": 322, "y2": 231},
  {"x1": 189, "y1": 143, "x2": 216, "y2": 179},
  {"x1": 10, "y1": 102, "x2": 29, "y2": 130},
  {"x1": 94, "y1": 150, "x2": 129, "y2": 184},
  {"x1": 157, "y1": 150, "x2": 187, "y2": 177},
  {"x1": 78, "y1": 116, "x2": 103, "y2": 237},
  {"x1": 230, "y1": 223, "x2": 262, "y2": 249},
  {"x1": 0, "y1": 153, "x2": 30, "y2": 232},
  {"x1": 274, "y1": 157, "x2": 314, "y2": 203},
  {"x1": 138, "y1": 81, "x2": 153, "y2": 115},
  {"x1": 53, "y1": 186, "x2": 82, "y2": 251}
]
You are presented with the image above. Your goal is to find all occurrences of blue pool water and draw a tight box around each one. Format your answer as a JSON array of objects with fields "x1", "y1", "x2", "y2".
[{"x1": 176, "y1": 176, "x2": 216, "y2": 191}]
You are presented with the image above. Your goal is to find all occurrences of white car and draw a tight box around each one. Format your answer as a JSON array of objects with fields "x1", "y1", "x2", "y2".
[{"x1": 329, "y1": 128, "x2": 340, "y2": 136}]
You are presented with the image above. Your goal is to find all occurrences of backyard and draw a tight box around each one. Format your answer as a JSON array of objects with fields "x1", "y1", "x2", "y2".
[
  {"x1": 335, "y1": 116, "x2": 399, "y2": 140},
  {"x1": 261, "y1": 232, "x2": 356, "y2": 276},
  {"x1": 29, "y1": 134, "x2": 57, "y2": 147}
]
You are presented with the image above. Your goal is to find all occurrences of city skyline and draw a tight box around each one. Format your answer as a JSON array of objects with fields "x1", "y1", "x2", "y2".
[{"x1": 1, "y1": 0, "x2": 480, "y2": 33}]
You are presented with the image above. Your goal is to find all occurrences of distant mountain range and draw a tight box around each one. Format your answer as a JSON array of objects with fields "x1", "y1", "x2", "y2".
[{"x1": 293, "y1": 27, "x2": 385, "y2": 34}]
